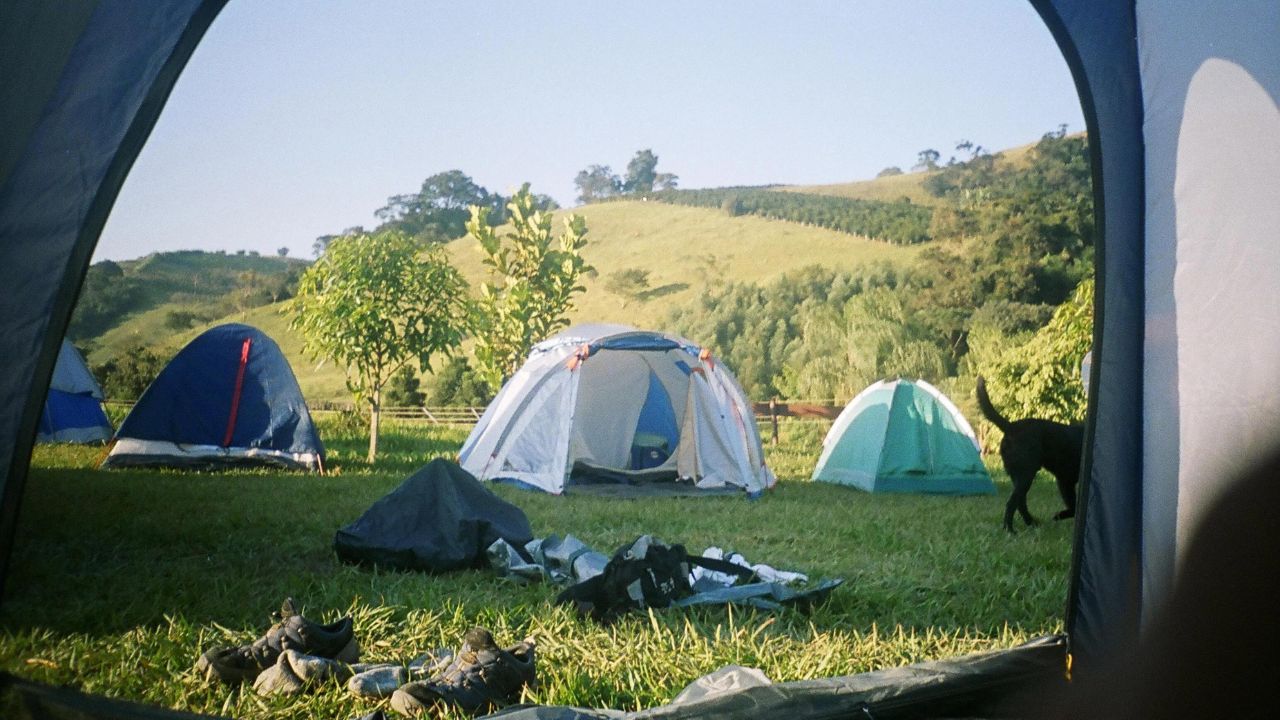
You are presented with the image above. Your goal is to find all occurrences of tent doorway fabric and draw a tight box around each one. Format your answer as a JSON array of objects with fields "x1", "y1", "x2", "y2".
[
  {"x1": 813, "y1": 379, "x2": 994, "y2": 495},
  {"x1": 459, "y1": 324, "x2": 774, "y2": 495}
]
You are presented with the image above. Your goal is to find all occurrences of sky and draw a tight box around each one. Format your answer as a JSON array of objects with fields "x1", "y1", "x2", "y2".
[{"x1": 95, "y1": 1, "x2": 1084, "y2": 262}]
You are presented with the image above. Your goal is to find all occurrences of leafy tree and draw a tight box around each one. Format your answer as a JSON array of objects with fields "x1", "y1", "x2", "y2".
[
  {"x1": 425, "y1": 356, "x2": 493, "y2": 406},
  {"x1": 654, "y1": 172, "x2": 679, "y2": 190},
  {"x1": 164, "y1": 309, "x2": 198, "y2": 330},
  {"x1": 384, "y1": 365, "x2": 425, "y2": 407},
  {"x1": 574, "y1": 165, "x2": 622, "y2": 204},
  {"x1": 313, "y1": 226, "x2": 364, "y2": 258},
  {"x1": 912, "y1": 149, "x2": 941, "y2": 172},
  {"x1": 774, "y1": 287, "x2": 946, "y2": 400},
  {"x1": 375, "y1": 170, "x2": 502, "y2": 244},
  {"x1": 624, "y1": 149, "x2": 659, "y2": 193},
  {"x1": 876, "y1": 166, "x2": 904, "y2": 178},
  {"x1": 970, "y1": 278, "x2": 1093, "y2": 444},
  {"x1": 467, "y1": 185, "x2": 591, "y2": 388},
  {"x1": 277, "y1": 247, "x2": 289, "y2": 257},
  {"x1": 290, "y1": 230, "x2": 469, "y2": 461},
  {"x1": 94, "y1": 345, "x2": 164, "y2": 400},
  {"x1": 605, "y1": 268, "x2": 651, "y2": 303}
]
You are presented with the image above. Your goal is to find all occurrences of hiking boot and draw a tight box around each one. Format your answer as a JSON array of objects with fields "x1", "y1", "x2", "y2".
[
  {"x1": 389, "y1": 628, "x2": 536, "y2": 716},
  {"x1": 254, "y1": 648, "x2": 361, "y2": 696},
  {"x1": 196, "y1": 597, "x2": 360, "y2": 684}
]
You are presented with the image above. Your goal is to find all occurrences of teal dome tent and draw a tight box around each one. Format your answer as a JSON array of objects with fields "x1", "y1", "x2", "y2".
[{"x1": 812, "y1": 379, "x2": 993, "y2": 495}]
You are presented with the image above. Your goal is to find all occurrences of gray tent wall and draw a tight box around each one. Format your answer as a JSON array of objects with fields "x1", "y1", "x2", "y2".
[{"x1": 0, "y1": 0, "x2": 1277, "y2": 715}]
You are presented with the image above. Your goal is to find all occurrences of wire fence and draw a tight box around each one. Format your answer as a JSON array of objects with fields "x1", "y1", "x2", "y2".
[{"x1": 103, "y1": 399, "x2": 841, "y2": 427}]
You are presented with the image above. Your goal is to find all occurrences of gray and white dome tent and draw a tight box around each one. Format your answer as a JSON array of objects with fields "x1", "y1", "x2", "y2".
[
  {"x1": 1, "y1": 0, "x2": 1277, "y2": 716},
  {"x1": 459, "y1": 324, "x2": 774, "y2": 495}
]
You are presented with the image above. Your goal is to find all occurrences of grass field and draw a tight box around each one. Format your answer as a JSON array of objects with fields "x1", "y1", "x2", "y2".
[{"x1": 0, "y1": 418, "x2": 1072, "y2": 719}]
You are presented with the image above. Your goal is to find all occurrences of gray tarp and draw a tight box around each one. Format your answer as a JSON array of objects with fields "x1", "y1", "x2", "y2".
[
  {"x1": 479, "y1": 635, "x2": 1067, "y2": 720},
  {"x1": 335, "y1": 459, "x2": 533, "y2": 572}
]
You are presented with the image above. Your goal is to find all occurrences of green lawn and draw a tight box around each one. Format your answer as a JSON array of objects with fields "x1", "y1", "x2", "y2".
[{"x1": 1, "y1": 419, "x2": 1071, "y2": 719}]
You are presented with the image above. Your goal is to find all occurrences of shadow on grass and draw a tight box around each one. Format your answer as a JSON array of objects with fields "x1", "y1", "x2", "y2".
[{"x1": 637, "y1": 282, "x2": 689, "y2": 301}]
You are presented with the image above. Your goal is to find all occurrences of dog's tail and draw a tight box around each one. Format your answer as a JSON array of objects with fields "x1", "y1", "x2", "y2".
[{"x1": 975, "y1": 376, "x2": 1012, "y2": 432}]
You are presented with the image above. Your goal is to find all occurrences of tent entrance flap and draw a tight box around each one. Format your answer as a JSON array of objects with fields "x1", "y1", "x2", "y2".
[{"x1": 632, "y1": 369, "x2": 679, "y2": 469}]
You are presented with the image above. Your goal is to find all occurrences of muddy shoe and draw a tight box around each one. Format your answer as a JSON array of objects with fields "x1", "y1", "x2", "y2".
[
  {"x1": 389, "y1": 628, "x2": 535, "y2": 716},
  {"x1": 196, "y1": 597, "x2": 359, "y2": 684}
]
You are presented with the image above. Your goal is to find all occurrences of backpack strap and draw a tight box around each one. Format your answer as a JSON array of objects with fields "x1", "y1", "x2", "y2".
[{"x1": 686, "y1": 553, "x2": 761, "y2": 583}]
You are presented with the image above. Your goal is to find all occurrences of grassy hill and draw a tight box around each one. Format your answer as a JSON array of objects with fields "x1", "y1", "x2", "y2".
[
  {"x1": 779, "y1": 135, "x2": 1065, "y2": 203},
  {"x1": 74, "y1": 250, "x2": 306, "y2": 361},
  {"x1": 84, "y1": 201, "x2": 925, "y2": 403},
  {"x1": 443, "y1": 200, "x2": 925, "y2": 328}
]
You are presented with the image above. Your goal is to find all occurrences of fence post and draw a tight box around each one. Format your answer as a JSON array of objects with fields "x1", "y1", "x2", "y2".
[{"x1": 769, "y1": 397, "x2": 779, "y2": 446}]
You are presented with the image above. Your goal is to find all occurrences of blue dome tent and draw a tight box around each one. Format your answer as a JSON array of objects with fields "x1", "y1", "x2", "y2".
[
  {"x1": 0, "y1": 0, "x2": 1277, "y2": 716},
  {"x1": 37, "y1": 339, "x2": 112, "y2": 444},
  {"x1": 101, "y1": 324, "x2": 324, "y2": 471}
]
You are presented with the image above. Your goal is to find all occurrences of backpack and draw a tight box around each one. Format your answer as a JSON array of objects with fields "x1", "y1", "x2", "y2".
[{"x1": 555, "y1": 535, "x2": 756, "y2": 622}]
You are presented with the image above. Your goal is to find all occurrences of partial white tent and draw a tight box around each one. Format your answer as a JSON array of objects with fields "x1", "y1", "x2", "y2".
[
  {"x1": 38, "y1": 339, "x2": 112, "y2": 443},
  {"x1": 460, "y1": 324, "x2": 774, "y2": 495}
]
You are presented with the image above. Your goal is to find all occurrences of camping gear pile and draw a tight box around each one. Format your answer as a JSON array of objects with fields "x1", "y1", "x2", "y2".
[{"x1": 489, "y1": 534, "x2": 841, "y2": 622}]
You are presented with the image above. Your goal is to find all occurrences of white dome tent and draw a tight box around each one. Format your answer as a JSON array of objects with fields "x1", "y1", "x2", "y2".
[{"x1": 459, "y1": 324, "x2": 774, "y2": 495}]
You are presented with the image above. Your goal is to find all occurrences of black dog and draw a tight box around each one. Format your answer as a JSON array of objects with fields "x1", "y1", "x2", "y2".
[{"x1": 975, "y1": 377, "x2": 1084, "y2": 533}]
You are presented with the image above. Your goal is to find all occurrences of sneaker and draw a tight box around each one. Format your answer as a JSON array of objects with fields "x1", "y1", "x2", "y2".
[
  {"x1": 347, "y1": 649, "x2": 454, "y2": 699},
  {"x1": 196, "y1": 598, "x2": 360, "y2": 684},
  {"x1": 389, "y1": 628, "x2": 536, "y2": 716}
]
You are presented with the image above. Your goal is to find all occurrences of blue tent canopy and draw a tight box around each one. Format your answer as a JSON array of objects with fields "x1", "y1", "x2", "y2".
[{"x1": 102, "y1": 324, "x2": 323, "y2": 471}]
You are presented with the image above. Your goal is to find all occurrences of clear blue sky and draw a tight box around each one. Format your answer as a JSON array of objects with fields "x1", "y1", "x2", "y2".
[{"x1": 96, "y1": 0, "x2": 1083, "y2": 261}]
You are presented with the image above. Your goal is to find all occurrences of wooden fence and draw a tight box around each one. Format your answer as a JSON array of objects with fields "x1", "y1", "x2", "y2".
[{"x1": 105, "y1": 400, "x2": 841, "y2": 430}]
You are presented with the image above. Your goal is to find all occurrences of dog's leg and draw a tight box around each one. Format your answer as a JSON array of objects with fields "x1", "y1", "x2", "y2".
[
  {"x1": 1052, "y1": 473, "x2": 1078, "y2": 520},
  {"x1": 1005, "y1": 473, "x2": 1037, "y2": 533}
]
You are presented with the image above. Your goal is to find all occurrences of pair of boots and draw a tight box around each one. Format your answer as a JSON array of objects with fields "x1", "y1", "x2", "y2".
[
  {"x1": 195, "y1": 598, "x2": 359, "y2": 685},
  {"x1": 195, "y1": 599, "x2": 536, "y2": 715}
]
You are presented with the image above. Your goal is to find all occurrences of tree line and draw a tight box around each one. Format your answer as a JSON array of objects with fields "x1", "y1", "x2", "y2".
[
  {"x1": 312, "y1": 170, "x2": 558, "y2": 255},
  {"x1": 642, "y1": 187, "x2": 934, "y2": 245},
  {"x1": 573, "y1": 149, "x2": 679, "y2": 204},
  {"x1": 664, "y1": 128, "x2": 1094, "y2": 433}
]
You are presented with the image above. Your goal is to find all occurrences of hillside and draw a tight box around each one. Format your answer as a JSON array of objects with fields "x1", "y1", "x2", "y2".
[
  {"x1": 443, "y1": 200, "x2": 925, "y2": 329},
  {"x1": 779, "y1": 134, "x2": 1069, "y2": 202},
  {"x1": 73, "y1": 250, "x2": 306, "y2": 360},
  {"x1": 86, "y1": 202, "x2": 924, "y2": 403}
]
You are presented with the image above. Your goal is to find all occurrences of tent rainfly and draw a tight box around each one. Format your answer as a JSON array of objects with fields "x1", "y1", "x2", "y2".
[
  {"x1": 2, "y1": 0, "x2": 1279, "y2": 717},
  {"x1": 459, "y1": 324, "x2": 774, "y2": 495},
  {"x1": 101, "y1": 324, "x2": 324, "y2": 471},
  {"x1": 37, "y1": 339, "x2": 112, "y2": 444},
  {"x1": 812, "y1": 379, "x2": 994, "y2": 495}
]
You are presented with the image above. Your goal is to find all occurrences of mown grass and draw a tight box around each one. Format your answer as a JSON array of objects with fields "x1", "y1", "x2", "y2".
[{"x1": 1, "y1": 418, "x2": 1071, "y2": 719}]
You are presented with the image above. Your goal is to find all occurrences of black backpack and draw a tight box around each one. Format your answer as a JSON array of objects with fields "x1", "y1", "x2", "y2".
[{"x1": 555, "y1": 535, "x2": 756, "y2": 622}]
